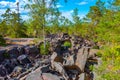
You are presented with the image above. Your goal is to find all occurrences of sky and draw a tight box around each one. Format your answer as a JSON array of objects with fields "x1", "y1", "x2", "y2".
[{"x1": 0, "y1": 0, "x2": 104, "y2": 21}]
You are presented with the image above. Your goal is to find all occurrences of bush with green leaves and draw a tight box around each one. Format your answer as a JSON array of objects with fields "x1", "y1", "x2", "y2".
[
  {"x1": 0, "y1": 35, "x2": 6, "y2": 46},
  {"x1": 40, "y1": 42, "x2": 50, "y2": 55},
  {"x1": 63, "y1": 41, "x2": 72, "y2": 48},
  {"x1": 95, "y1": 44, "x2": 120, "y2": 80}
]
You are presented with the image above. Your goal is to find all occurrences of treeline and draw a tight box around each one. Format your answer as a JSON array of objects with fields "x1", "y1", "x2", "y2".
[
  {"x1": 0, "y1": 0, "x2": 120, "y2": 79},
  {"x1": 0, "y1": 0, "x2": 119, "y2": 43}
]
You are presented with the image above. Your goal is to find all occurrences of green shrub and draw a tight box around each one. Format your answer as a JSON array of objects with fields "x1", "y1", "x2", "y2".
[
  {"x1": 0, "y1": 35, "x2": 6, "y2": 46},
  {"x1": 40, "y1": 42, "x2": 50, "y2": 55},
  {"x1": 63, "y1": 41, "x2": 72, "y2": 48},
  {"x1": 95, "y1": 45, "x2": 120, "y2": 80},
  {"x1": 96, "y1": 52, "x2": 102, "y2": 57}
]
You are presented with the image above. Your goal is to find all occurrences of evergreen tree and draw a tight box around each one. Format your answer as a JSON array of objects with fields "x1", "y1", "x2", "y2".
[{"x1": 1, "y1": 8, "x2": 26, "y2": 38}]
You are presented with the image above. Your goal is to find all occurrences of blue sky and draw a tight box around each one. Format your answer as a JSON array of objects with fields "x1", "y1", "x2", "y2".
[{"x1": 0, "y1": 0, "x2": 106, "y2": 20}]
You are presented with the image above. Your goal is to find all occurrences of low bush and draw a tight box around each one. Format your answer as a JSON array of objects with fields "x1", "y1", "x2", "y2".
[
  {"x1": 63, "y1": 41, "x2": 72, "y2": 48},
  {"x1": 95, "y1": 44, "x2": 120, "y2": 80},
  {"x1": 40, "y1": 42, "x2": 50, "y2": 55},
  {"x1": 0, "y1": 35, "x2": 6, "y2": 46}
]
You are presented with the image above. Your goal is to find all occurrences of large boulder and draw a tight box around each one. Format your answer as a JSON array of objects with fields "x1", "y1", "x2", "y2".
[
  {"x1": 75, "y1": 48, "x2": 90, "y2": 72},
  {"x1": 1, "y1": 59, "x2": 14, "y2": 74},
  {"x1": 63, "y1": 54, "x2": 75, "y2": 66},
  {"x1": 26, "y1": 69, "x2": 42, "y2": 80},
  {"x1": 24, "y1": 46, "x2": 39, "y2": 54},
  {"x1": 51, "y1": 62, "x2": 69, "y2": 80},
  {"x1": 42, "y1": 73, "x2": 61, "y2": 80},
  {"x1": 6, "y1": 47, "x2": 19, "y2": 58},
  {"x1": 17, "y1": 55, "x2": 31, "y2": 67},
  {"x1": 51, "y1": 52, "x2": 63, "y2": 63},
  {"x1": 10, "y1": 66, "x2": 24, "y2": 78},
  {"x1": 17, "y1": 46, "x2": 25, "y2": 54},
  {"x1": 78, "y1": 73, "x2": 85, "y2": 80},
  {"x1": 0, "y1": 65, "x2": 7, "y2": 77}
]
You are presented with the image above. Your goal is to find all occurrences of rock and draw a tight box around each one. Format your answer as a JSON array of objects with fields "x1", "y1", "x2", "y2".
[
  {"x1": 0, "y1": 49, "x2": 5, "y2": 63},
  {"x1": 67, "y1": 70, "x2": 79, "y2": 80},
  {"x1": 0, "y1": 77, "x2": 4, "y2": 80},
  {"x1": 51, "y1": 52, "x2": 63, "y2": 63},
  {"x1": 41, "y1": 65, "x2": 51, "y2": 73},
  {"x1": 11, "y1": 66, "x2": 24, "y2": 77},
  {"x1": 24, "y1": 46, "x2": 39, "y2": 54},
  {"x1": 26, "y1": 69, "x2": 42, "y2": 80},
  {"x1": 10, "y1": 59, "x2": 19, "y2": 68},
  {"x1": 88, "y1": 49, "x2": 98, "y2": 58},
  {"x1": 0, "y1": 65, "x2": 7, "y2": 77},
  {"x1": 6, "y1": 47, "x2": 19, "y2": 58},
  {"x1": 0, "y1": 34, "x2": 99, "y2": 80},
  {"x1": 51, "y1": 62, "x2": 68, "y2": 80},
  {"x1": 63, "y1": 54, "x2": 75, "y2": 66},
  {"x1": 84, "y1": 73, "x2": 93, "y2": 80},
  {"x1": 75, "y1": 48, "x2": 89, "y2": 72},
  {"x1": 17, "y1": 55, "x2": 31, "y2": 67},
  {"x1": 2, "y1": 59, "x2": 13, "y2": 74},
  {"x1": 17, "y1": 46, "x2": 25, "y2": 54},
  {"x1": 9, "y1": 78, "x2": 19, "y2": 80},
  {"x1": 78, "y1": 73, "x2": 85, "y2": 80},
  {"x1": 42, "y1": 73, "x2": 61, "y2": 80},
  {"x1": 51, "y1": 52, "x2": 57, "y2": 61}
]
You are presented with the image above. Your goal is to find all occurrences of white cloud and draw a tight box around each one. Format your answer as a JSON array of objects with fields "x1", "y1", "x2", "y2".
[
  {"x1": 77, "y1": 1, "x2": 88, "y2": 5},
  {"x1": 61, "y1": 10, "x2": 73, "y2": 21},
  {"x1": 0, "y1": 0, "x2": 29, "y2": 19},
  {"x1": 0, "y1": 1, "x2": 14, "y2": 8},
  {"x1": 61, "y1": 10, "x2": 86, "y2": 21},
  {"x1": 0, "y1": 9, "x2": 6, "y2": 15},
  {"x1": 78, "y1": 14, "x2": 86, "y2": 19},
  {"x1": 56, "y1": 4, "x2": 63, "y2": 8},
  {"x1": 56, "y1": 3, "x2": 63, "y2": 8},
  {"x1": 21, "y1": 15, "x2": 30, "y2": 20}
]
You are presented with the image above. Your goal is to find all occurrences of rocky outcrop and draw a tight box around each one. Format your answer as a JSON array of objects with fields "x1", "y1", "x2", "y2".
[{"x1": 0, "y1": 33, "x2": 99, "y2": 80}]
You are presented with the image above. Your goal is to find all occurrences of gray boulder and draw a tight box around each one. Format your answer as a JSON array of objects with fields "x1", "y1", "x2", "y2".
[
  {"x1": 10, "y1": 66, "x2": 24, "y2": 77},
  {"x1": 6, "y1": 47, "x2": 19, "y2": 58},
  {"x1": 51, "y1": 62, "x2": 68, "y2": 80},
  {"x1": 63, "y1": 54, "x2": 75, "y2": 66},
  {"x1": 75, "y1": 48, "x2": 89, "y2": 72},
  {"x1": 17, "y1": 55, "x2": 31, "y2": 67},
  {"x1": 2, "y1": 59, "x2": 13, "y2": 74},
  {"x1": 78, "y1": 73, "x2": 85, "y2": 80},
  {"x1": 26, "y1": 69, "x2": 42, "y2": 80},
  {"x1": 24, "y1": 46, "x2": 39, "y2": 54},
  {"x1": 0, "y1": 65, "x2": 7, "y2": 77},
  {"x1": 42, "y1": 73, "x2": 61, "y2": 80}
]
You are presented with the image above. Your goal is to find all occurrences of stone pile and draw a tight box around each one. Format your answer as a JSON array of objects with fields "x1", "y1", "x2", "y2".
[{"x1": 0, "y1": 33, "x2": 99, "y2": 80}]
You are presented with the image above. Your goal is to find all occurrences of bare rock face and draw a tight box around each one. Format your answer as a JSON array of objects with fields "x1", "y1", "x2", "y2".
[
  {"x1": 78, "y1": 73, "x2": 85, "y2": 80},
  {"x1": 0, "y1": 33, "x2": 99, "y2": 80},
  {"x1": 75, "y1": 48, "x2": 90, "y2": 72},
  {"x1": 51, "y1": 62, "x2": 69, "y2": 80}
]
